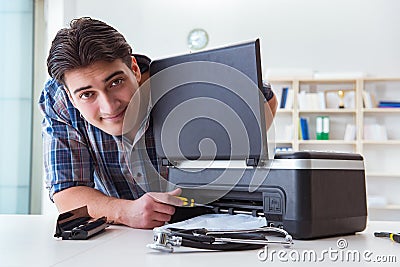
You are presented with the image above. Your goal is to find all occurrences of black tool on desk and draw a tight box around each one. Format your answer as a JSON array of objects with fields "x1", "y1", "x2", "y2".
[
  {"x1": 54, "y1": 206, "x2": 108, "y2": 240},
  {"x1": 374, "y1": 232, "x2": 400, "y2": 243},
  {"x1": 147, "y1": 226, "x2": 293, "y2": 253}
]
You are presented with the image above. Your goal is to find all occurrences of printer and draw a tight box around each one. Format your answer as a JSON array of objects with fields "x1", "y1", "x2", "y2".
[{"x1": 148, "y1": 40, "x2": 367, "y2": 239}]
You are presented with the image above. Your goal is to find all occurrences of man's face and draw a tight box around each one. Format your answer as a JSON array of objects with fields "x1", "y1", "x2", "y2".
[{"x1": 64, "y1": 58, "x2": 141, "y2": 136}]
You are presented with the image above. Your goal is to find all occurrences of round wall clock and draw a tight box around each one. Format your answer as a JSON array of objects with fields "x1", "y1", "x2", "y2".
[{"x1": 187, "y1": 28, "x2": 209, "y2": 50}]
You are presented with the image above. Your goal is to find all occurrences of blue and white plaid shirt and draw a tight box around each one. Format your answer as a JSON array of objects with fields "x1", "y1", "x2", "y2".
[{"x1": 39, "y1": 78, "x2": 161, "y2": 201}]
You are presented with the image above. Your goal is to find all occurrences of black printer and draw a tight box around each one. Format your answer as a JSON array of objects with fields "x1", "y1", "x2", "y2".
[
  {"x1": 148, "y1": 40, "x2": 367, "y2": 239},
  {"x1": 166, "y1": 151, "x2": 367, "y2": 240}
]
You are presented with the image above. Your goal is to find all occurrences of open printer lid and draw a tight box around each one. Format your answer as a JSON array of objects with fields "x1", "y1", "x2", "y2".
[
  {"x1": 149, "y1": 39, "x2": 268, "y2": 165},
  {"x1": 147, "y1": 42, "x2": 368, "y2": 241}
]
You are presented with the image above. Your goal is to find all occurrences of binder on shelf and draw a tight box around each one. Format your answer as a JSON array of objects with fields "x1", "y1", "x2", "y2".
[
  {"x1": 323, "y1": 116, "x2": 330, "y2": 140},
  {"x1": 298, "y1": 120, "x2": 303, "y2": 140},
  {"x1": 316, "y1": 116, "x2": 323, "y2": 140},
  {"x1": 344, "y1": 124, "x2": 356, "y2": 141},
  {"x1": 298, "y1": 91, "x2": 307, "y2": 110},
  {"x1": 280, "y1": 87, "x2": 288, "y2": 108},
  {"x1": 285, "y1": 89, "x2": 293, "y2": 109},
  {"x1": 362, "y1": 91, "x2": 374, "y2": 108},
  {"x1": 299, "y1": 117, "x2": 310, "y2": 140},
  {"x1": 316, "y1": 116, "x2": 329, "y2": 140},
  {"x1": 317, "y1": 92, "x2": 326, "y2": 109},
  {"x1": 378, "y1": 101, "x2": 400, "y2": 108}
]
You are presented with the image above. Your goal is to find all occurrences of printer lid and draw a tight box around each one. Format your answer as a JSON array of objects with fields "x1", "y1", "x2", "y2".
[
  {"x1": 274, "y1": 151, "x2": 364, "y2": 161},
  {"x1": 149, "y1": 40, "x2": 268, "y2": 164}
]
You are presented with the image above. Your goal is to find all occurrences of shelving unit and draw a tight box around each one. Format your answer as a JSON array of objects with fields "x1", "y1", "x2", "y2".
[
  {"x1": 269, "y1": 77, "x2": 400, "y2": 220},
  {"x1": 363, "y1": 108, "x2": 400, "y2": 113}
]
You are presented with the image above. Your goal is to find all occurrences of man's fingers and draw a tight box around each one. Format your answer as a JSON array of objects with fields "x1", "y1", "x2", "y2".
[
  {"x1": 148, "y1": 189, "x2": 183, "y2": 206},
  {"x1": 151, "y1": 211, "x2": 172, "y2": 223},
  {"x1": 167, "y1": 188, "x2": 183, "y2": 206},
  {"x1": 152, "y1": 201, "x2": 176, "y2": 216},
  {"x1": 168, "y1": 188, "x2": 182, "y2": 196}
]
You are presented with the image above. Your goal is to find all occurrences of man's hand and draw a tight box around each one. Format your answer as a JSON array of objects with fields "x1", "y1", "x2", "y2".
[
  {"x1": 115, "y1": 188, "x2": 183, "y2": 229},
  {"x1": 53, "y1": 186, "x2": 183, "y2": 229}
]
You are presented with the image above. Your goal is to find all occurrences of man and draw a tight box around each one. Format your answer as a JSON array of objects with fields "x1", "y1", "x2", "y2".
[
  {"x1": 40, "y1": 17, "x2": 277, "y2": 229},
  {"x1": 40, "y1": 17, "x2": 182, "y2": 229}
]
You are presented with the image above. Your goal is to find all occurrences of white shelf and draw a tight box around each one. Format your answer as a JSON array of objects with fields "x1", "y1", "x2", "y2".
[
  {"x1": 369, "y1": 204, "x2": 400, "y2": 210},
  {"x1": 275, "y1": 140, "x2": 293, "y2": 144},
  {"x1": 298, "y1": 140, "x2": 357, "y2": 145},
  {"x1": 363, "y1": 77, "x2": 400, "y2": 82},
  {"x1": 384, "y1": 204, "x2": 400, "y2": 210},
  {"x1": 299, "y1": 109, "x2": 356, "y2": 114},
  {"x1": 366, "y1": 172, "x2": 400, "y2": 178},
  {"x1": 362, "y1": 140, "x2": 400, "y2": 145},
  {"x1": 294, "y1": 78, "x2": 357, "y2": 83},
  {"x1": 276, "y1": 109, "x2": 293, "y2": 114},
  {"x1": 363, "y1": 108, "x2": 400, "y2": 113}
]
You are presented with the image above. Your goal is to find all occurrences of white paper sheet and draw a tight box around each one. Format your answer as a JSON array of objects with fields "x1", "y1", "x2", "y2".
[{"x1": 156, "y1": 213, "x2": 267, "y2": 231}]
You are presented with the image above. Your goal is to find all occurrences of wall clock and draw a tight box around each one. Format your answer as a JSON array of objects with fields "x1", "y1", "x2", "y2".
[{"x1": 187, "y1": 28, "x2": 209, "y2": 50}]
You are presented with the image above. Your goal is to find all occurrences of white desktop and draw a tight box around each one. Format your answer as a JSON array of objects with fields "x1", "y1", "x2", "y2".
[{"x1": 0, "y1": 215, "x2": 398, "y2": 266}]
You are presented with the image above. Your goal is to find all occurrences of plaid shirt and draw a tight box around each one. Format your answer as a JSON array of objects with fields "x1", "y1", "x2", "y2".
[{"x1": 39, "y1": 78, "x2": 162, "y2": 201}]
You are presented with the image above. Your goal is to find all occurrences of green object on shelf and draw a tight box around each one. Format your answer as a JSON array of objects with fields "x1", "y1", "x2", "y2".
[{"x1": 316, "y1": 116, "x2": 330, "y2": 140}]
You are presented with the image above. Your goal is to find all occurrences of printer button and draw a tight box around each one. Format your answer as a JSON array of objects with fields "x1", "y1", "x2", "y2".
[{"x1": 270, "y1": 197, "x2": 281, "y2": 213}]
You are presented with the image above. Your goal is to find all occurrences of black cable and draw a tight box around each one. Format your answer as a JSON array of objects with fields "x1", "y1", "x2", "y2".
[
  {"x1": 167, "y1": 228, "x2": 267, "y2": 251},
  {"x1": 181, "y1": 239, "x2": 264, "y2": 251}
]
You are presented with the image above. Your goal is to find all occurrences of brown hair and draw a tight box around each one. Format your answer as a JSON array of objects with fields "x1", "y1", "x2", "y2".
[{"x1": 47, "y1": 17, "x2": 132, "y2": 84}]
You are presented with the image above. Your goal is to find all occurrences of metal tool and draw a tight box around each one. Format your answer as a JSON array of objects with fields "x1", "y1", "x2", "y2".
[
  {"x1": 147, "y1": 226, "x2": 293, "y2": 253},
  {"x1": 175, "y1": 196, "x2": 214, "y2": 208},
  {"x1": 374, "y1": 232, "x2": 400, "y2": 243}
]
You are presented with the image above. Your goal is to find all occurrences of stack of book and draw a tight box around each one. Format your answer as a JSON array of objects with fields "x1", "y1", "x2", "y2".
[
  {"x1": 298, "y1": 91, "x2": 326, "y2": 110},
  {"x1": 344, "y1": 124, "x2": 357, "y2": 141},
  {"x1": 378, "y1": 101, "x2": 400, "y2": 108}
]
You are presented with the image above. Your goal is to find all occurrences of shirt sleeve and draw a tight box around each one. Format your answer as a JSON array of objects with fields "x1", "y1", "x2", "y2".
[
  {"x1": 39, "y1": 79, "x2": 95, "y2": 201},
  {"x1": 261, "y1": 81, "x2": 275, "y2": 102}
]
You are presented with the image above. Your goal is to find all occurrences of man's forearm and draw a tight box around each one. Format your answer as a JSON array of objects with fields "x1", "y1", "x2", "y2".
[
  {"x1": 52, "y1": 186, "x2": 183, "y2": 229},
  {"x1": 265, "y1": 94, "x2": 278, "y2": 130},
  {"x1": 53, "y1": 186, "x2": 128, "y2": 224},
  {"x1": 268, "y1": 94, "x2": 278, "y2": 117}
]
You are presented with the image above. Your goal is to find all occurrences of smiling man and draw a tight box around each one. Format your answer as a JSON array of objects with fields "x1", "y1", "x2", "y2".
[
  {"x1": 40, "y1": 17, "x2": 277, "y2": 230},
  {"x1": 39, "y1": 17, "x2": 182, "y2": 229},
  {"x1": 64, "y1": 60, "x2": 137, "y2": 136}
]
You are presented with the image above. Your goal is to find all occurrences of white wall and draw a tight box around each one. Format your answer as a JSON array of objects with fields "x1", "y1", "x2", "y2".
[
  {"x1": 47, "y1": 0, "x2": 400, "y2": 77},
  {"x1": 37, "y1": 0, "x2": 65, "y2": 216}
]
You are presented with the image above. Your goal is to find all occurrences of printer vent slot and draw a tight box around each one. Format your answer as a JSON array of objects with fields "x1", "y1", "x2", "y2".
[{"x1": 212, "y1": 199, "x2": 264, "y2": 217}]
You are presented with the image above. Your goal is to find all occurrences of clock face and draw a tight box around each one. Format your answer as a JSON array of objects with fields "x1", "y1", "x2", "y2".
[{"x1": 187, "y1": 28, "x2": 209, "y2": 50}]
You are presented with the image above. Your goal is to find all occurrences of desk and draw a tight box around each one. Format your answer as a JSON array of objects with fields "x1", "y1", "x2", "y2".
[{"x1": 0, "y1": 215, "x2": 398, "y2": 266}]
